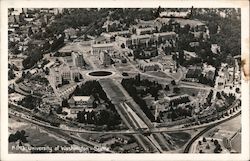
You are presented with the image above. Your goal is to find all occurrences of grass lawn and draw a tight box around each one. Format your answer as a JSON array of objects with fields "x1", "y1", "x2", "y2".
[
  {"x1": 179, "y1": 87, "x2": 206, "y2": 97},
  {"x1": 167, "y1": 132, "x2": 191, "y2": 148}
]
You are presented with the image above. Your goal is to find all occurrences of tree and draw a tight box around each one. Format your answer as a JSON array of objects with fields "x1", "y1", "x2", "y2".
[
  {"x1": 22, "y1": 48, "x2": 43, "y2": 69},
  {"x1": 9, "y1": 134, "x2": 18, "y2": 142},
  {"x1": 56, "y1": 106, "x2": 63, "y2": 114},
  {"x1": 206, "y1": 144, "x2": 210, "y2": 149},
  {"x1": 214, "y1": 139, "x2": 219, "y2": 146},
  {"x1": 28, "y1": 27, "x2": 33, "y2": 36},
  {"x1": 203, "y1": 137, "x2": 207, "y2": 142},
  {"x1": 165, "y1": 85, "x2": 170, "y2": 91},
  {"x1": 214, "y1": 144, "x2": 222, "y2": 153},
  {"x1": 43, "y1": 41, "x2": 51, "y2": 52},
  {"x1": 8, "y1": 130, "x2": 27, "y2": 143},
  {"x1": 206, "y1": 90, "x2": 213, "y2": 105},
  {"x1": 62, "y1": 99, "x2": 69, "y2": 107},
  {"x1": 18, "y1": 95, "x2": 41, "y2": 110},
  {"x1": 171, "y1": 80, "x2": 176, "y2": 85},
  {"x1": 155, "y1": 6, "x2": 162, "y2": 18},
  {"x1": 121, "y1": 43, "x2": 125, "y2": 49},
  {"x1": 235, "y1": 88, "x2": 240, "y2": 93},
  {"x1": 182, "y1": 24, "x2": 191, "y2": 34},
  {"x1": 74, "y1": 76, "x2": 79, "y2": 82},
  {"x1": 41, "y1": 22, "x2": 47, "y2": 28},
  {"x1": 208, "y1": 22, "x2": 218, "y2": 34},
  {"x1": 178, "y1": 50, "x2": 184, "y2": 65},
  {"x1": 45, "y1": 67, "x2": 50, "y2": 75},
  {"x1": 121, "y1": 58, "x2": 127, "y2": 63},
  {"x1": 92, "y1": 101, "x2": 98, "y2": 108},
  {"x1": 50, "y1": 35, "x2": 65, "y2": 52},
  {"x1": 79, "y1": 74, "x2": 83, "y2": 79},
  {"x1": 8, "y1": 69, "x2": 15, "y2": 80},
  {"x1": 216, "y1": 92, "x2": 221, "y2": 99},
  {"x1": 67, "y1": 140, "x2": 74, "y2": 144},
  {"x1": 173, "y1": 87, "x2": 180, "y2": 93}
]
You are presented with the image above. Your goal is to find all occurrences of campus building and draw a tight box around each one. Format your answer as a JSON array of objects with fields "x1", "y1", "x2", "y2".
[
  {"x1": 49, "y1": 65, "x2": 82, "y2": 87},
  {"x1": 185, "y1": 66, "x2": 203, "y2": 82},
  {"x1": 160, "y1": 55, "x2": 176, "y2": 72},
  {"x1": 135, "y1": 27, "x2": 155, "y2": 35},
  {"x1": 99, "y1": 51, "x2": 112, "y2": 66},
  {"x1": 131, "y1": 34, "x2": 152, "y2": 47},
  {"x1": 183, "y1": 50, "x2": 197, "y2": 60},
  {"x1": 153, "y1": 32, "x2": 177, "y2": 43},
  {"x1": 66, "y1": 95, "x2": 94, "y2": 115},
  {"x1": 72, "y1": 51, "x2": 85, "y2": 67},
  {"x1": 60, "y1": 66, "x2": 81, "y2": 82},
  {"x1": 91, "y1": 43, "x2": 115, "y2": 55},
  {"x1": 152, "y1": 94, "x2": 191, "y2": 120},
  {"x1": 64, "y1": 27, "x2": 77, "y2": 40},
  {"x1": 49, "y1": 68, "x2": 62, "y2": 86},
  {"x1": 138, "y1": 60, "x2": 163, "y2": 72},
  {"x1": 115, "y1": 36, "x2": 132, "y2": 48}
]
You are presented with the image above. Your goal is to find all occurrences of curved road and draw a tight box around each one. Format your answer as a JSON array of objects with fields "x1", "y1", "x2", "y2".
[
  {"x1": 183, "y1": 111, "x2": 241, "y2": 153},
  {"x1": 9, "y1": 101, "x2": 241, "y2": 135}
]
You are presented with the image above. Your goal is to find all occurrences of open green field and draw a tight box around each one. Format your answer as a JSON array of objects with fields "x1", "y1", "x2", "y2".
[
  {"x1": 9, "y1": 117, "x2": 69, "y2": 153},
  {"x1": 179, "y1": 87, "x2": 207, "y2": 97}
]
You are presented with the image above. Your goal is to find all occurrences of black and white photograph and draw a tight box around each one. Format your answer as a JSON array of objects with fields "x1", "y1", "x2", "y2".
[{"x1": 1, "y1": 0, "x2": 250, "y2": 161}]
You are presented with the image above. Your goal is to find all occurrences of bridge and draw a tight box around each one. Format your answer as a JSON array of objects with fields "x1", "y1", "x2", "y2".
[{"x1": 99, "y1": 78, "x2": 175, "y2": 152}]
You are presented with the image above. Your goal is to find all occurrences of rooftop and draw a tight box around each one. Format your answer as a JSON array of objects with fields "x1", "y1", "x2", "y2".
[
  {"x1": 72, "y1": 96, "x2": 91, "y2": 102},
  {"x1": 92, "y1": 43, "x2": 114, "y2": 48},
  {"x1": 183, "y1": 50, "x2": 197, "y2": 58},
  {"x1": 174, "y1": 18, "x2": 205, "y2": 28},
  {"x1": 153, "y1": 32, "x2": 176, "y2": 37},
  {"x1": 131, "y1": 34, "x2": 152, "y2": 39},
  {"x1": 159, "y1": 11, "x2": 189, "y2": 18}
]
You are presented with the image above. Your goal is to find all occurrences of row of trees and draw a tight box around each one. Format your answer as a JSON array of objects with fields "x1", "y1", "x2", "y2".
[
  {"x1": 76, "y1": 109, "x2": 121, "y2": 129},
  {"x1": 164, "y1": 105, "x2": 192, "y2": 121},
  {"x1": 221, "y1": 91, "x2": 236, "y2": 106},
  {"x1": 198, "y1": 137, "x2": 223, "y2": 153},
  {"x1": 71, "y1": 81, "x2": 121, "y2": 127},
  {"x1": 9, "y1": 130, "x2": 28, "y2": 143},
  {"x1": 72, "y1": 81, "x2": 108, "y2": 102},
  {"x1": 121, "y1": 75, "x2": 160, "y2": 122},
  {"x1": 170, "y1": 96, "x2": 190, "y2": 107},
  {"x1": 206, "y1": 90, "x2": 213, "y2": 106},
  {"x1": 109, "y1": 8, "x2": 156, "y2": 25},
  {"x1": 17, "y1": 95, "x2": 42, "y2": 110}
]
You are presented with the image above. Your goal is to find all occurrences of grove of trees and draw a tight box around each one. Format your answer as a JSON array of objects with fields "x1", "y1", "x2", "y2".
[
  {"x1": 121, "y1": 75, "x2": 163, "y2": 121},
  {"x1": 9, "y1": 130, "x2": 28, "y2": 143},
  {"x1": 17, "y1": 95, "x2": 42, "y2": 110}
]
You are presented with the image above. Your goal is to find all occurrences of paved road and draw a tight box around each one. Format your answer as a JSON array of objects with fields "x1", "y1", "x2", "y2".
[
  {"x1": 9, "y1": 97, "x2": 241, "y2": 134},
  {"x1": 8, "y1": 111, "x2": 109, "y2": 150},
  {"x1": 99, "y1": 78, "x2": 174, "y2": 152},
  {"x1": 183, "y1": 111, "x2": 241, "y2": 153}
]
